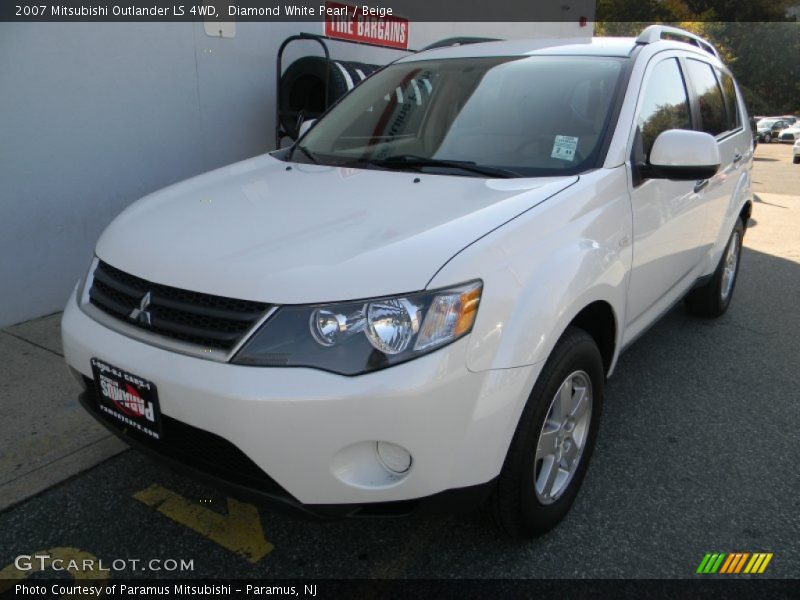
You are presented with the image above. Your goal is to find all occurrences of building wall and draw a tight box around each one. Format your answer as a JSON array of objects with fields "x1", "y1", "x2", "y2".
[{"x1": 0, "y1": 17, "x2": 592, "y2": 328}]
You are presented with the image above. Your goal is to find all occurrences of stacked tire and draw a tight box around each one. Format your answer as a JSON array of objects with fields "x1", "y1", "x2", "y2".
[{"x1": 279, "y1": 56, "x2": 380, "y2": 140}]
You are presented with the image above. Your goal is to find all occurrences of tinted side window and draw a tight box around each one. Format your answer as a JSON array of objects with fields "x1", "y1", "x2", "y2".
[
  {"x1": 686, "y1": 59, "x2": 727, "y2": 136},
  {"x1": 716, "y1": 69, "x2": 741, "y2": 131},
  {"x1": 637, "y1": 58, "x2": 691, "y2": 159}
]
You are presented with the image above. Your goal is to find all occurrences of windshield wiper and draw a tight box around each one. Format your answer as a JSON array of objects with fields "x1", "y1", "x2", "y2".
[
  {"x1": 292, "y1": 144, "x2": 319, "y2": 164},
  {"x1": 366, "y1": 154, "x2": 521, "y2": 178}
]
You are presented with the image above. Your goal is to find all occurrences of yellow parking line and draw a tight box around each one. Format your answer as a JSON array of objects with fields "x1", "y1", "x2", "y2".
[{"x1": 133, "y1": 484, "x2": 273, "y2": 563}]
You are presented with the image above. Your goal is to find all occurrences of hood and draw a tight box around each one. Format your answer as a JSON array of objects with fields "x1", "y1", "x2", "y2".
[{"x1": 96, "y1": 154, "x2": 576, "y2": 304}]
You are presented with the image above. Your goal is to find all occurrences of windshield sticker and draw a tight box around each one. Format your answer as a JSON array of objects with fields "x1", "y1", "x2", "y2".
[{"x1": 551, "y1": 135, "x2": 579, "y2": 161}]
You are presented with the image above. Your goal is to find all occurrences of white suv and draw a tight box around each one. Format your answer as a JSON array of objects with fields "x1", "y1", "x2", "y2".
[{"x1": 62, "y1": 26, "x2": 753, "y2": 537}]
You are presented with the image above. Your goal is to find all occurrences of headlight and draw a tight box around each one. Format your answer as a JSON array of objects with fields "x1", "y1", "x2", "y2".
[{"x1": 233, "y1": 281, "x2": 482, "y2": 375}]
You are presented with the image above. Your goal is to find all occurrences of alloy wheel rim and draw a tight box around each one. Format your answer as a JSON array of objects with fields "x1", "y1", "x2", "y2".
[
  {"x1": 721, "y1": 231, "x2": 740, "y2": 301},
  {"x1": 534, "y1": 370, "x2": 593, "y2": 505}
]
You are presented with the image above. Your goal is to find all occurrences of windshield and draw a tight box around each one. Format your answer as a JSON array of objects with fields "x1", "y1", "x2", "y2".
[
  {"x1": 757, "y1": 119, "x2": 777, "y2": 128},
  {"x1": 293, "y1": 56, "x2": 625, "y2": 177}
]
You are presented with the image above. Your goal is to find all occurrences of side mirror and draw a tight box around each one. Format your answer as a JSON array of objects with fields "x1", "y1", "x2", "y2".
[
  {"x1": 298, "y1": 118, "x2": 317, "y2": 138},
  {"x1": 649, "y1": 129, "x2": 720, "y2": 180}
]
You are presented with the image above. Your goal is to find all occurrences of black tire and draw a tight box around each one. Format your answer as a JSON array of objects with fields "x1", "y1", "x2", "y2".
[
  {"x1": 279, "y1": 57, "x2": 378, "y2": 139},
  {"x1": 684, "y1": 219, "x2": 745, "y2": 318},
  {"x1": 793, "y1": 156, "x2": 800, "y2": 164},
  {"x1": 764, "y1": 133, "x2": 772, "y2": 143},
  {"x1": 488, "y1": 327, "x2": 604, "y2": 538}
]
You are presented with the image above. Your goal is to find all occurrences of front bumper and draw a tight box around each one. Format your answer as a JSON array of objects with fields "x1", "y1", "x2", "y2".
[
  {"x1": 77, "y1": 384, "x2": 494, "y2": 518},
  {"x1": 63, "y1": 289, "x2": 540, "y2": 508}
]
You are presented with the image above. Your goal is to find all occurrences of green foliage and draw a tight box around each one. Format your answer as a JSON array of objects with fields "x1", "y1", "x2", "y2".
[
  {"x1": 702, "y1": 22, "x2": 800, "y2": 116},
  {"x1": 594, "y1": 3, "x2": 800, "y2": 115},
  {"x1": 596, "y1": 0, "x2": 797, "y2": 23}
]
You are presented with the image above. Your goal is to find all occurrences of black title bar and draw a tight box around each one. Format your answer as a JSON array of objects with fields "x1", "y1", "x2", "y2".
[
  {"x1": 2, "y1": 578, "x2": 799, "y2": 599},
  {"x1": 5, "y1": 0, "x2": 799, "y2": 22}
]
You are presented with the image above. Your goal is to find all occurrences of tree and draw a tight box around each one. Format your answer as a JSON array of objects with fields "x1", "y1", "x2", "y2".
[
  {"x1": 596, "y1": 0, "x2": 797, "y2": 23},
  {"x1": 595, "y1": 2, "x2": 800, "y2": 115}
]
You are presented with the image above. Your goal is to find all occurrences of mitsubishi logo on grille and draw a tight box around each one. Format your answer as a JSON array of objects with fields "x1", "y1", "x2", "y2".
[{"x1": 129, "y1": 291, "x2": 153, "y2": 326}]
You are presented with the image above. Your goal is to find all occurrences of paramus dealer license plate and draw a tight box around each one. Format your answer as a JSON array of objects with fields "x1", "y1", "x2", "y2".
[{"x1": 90, "y1": 357, "x2": 163, "y2": 440}]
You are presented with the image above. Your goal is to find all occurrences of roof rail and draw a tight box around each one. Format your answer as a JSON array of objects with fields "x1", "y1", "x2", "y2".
[{"x1": 636, "y1": 25, "x2": 719, "y2": 59}]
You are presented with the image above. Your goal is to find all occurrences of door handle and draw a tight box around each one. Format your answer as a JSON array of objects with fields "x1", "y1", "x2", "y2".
[
  {"x1": 694, "y1": 179, "x2": 709, "y2": 193},
  {"x1": 733, "y1": 153, "x2": 743, "y2": 164}
]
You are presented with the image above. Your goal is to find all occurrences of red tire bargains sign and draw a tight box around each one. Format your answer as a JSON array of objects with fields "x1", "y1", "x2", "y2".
[{"x1": 323, "y1": 1, "x2": 410, "y2": 50}]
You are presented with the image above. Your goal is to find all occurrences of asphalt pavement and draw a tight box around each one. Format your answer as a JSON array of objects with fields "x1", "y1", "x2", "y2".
[{"x1": 1, "y1": 142, "x2": 798, "y2": 581}]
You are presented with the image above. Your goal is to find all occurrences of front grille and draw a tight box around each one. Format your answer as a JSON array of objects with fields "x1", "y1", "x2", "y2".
[
  {"x1": 88, "y1": 260, "x2": 270, "y2": 352},
  {"x1": 83, "y1": 378, "x2": 291, "y2": 498}
]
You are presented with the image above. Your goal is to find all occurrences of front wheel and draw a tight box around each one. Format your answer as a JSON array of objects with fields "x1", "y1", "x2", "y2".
[
  {"x1": 764, "y1": 133, "x2": 772, "y2": 143},
  {"x1": 684, "y1": 220, "x2": 744, "y2": 318},
  {"x1": 488, "y1": 327, "x2": 604, "y2": 538}
]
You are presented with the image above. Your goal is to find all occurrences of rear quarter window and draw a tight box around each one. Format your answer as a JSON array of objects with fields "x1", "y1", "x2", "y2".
[{"x1": 716, "y1": 68, "x2": 742, "y2": 132}]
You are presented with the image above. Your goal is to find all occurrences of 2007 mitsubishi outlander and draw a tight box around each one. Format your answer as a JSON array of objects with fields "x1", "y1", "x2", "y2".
[{"x1": 63, "y1": 26, "x2": 753, "y2": 537}]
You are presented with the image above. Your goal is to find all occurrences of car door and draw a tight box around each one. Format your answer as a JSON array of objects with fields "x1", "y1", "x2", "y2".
[
  {"x1": 684, "y1": 60, "x2": 747, "y2": 250},
  {"x1": 625, "y1": 55, "x2": 708, "y2": 331}
]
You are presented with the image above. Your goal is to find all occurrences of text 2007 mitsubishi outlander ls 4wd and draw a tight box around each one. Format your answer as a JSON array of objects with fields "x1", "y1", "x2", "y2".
[{"x1": 63, "y1": 26, "x2": 753, "y2": 537}]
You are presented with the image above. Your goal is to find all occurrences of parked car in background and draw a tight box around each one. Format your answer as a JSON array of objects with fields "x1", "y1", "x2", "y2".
[
  {"x1": 793, "y1": 139, "x2": 800, "y2": 164},
  {"x1": 778, "y1": 125, "x2": 800, "y2": 143},
  {"x1": 756, "y1": 119, "x2": 791, "y2": 143},
  {"x1": 778, "y1": 115, "x2": 798, "y2": 125},
  {"x1": 62, "y1": 26, "x2": 753, "y2": 538}
]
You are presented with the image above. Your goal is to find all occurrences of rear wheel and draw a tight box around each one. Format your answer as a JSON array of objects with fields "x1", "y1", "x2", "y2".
[
  {"x1": 488, "y1": 327, "x2": 604, "y2": 538},
  {"x1": 793, "y1": 156, "x2": 800, "y2": 164},
  {"x1": 684, "y1": 220, "x2": 744, "y2": 318}
]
